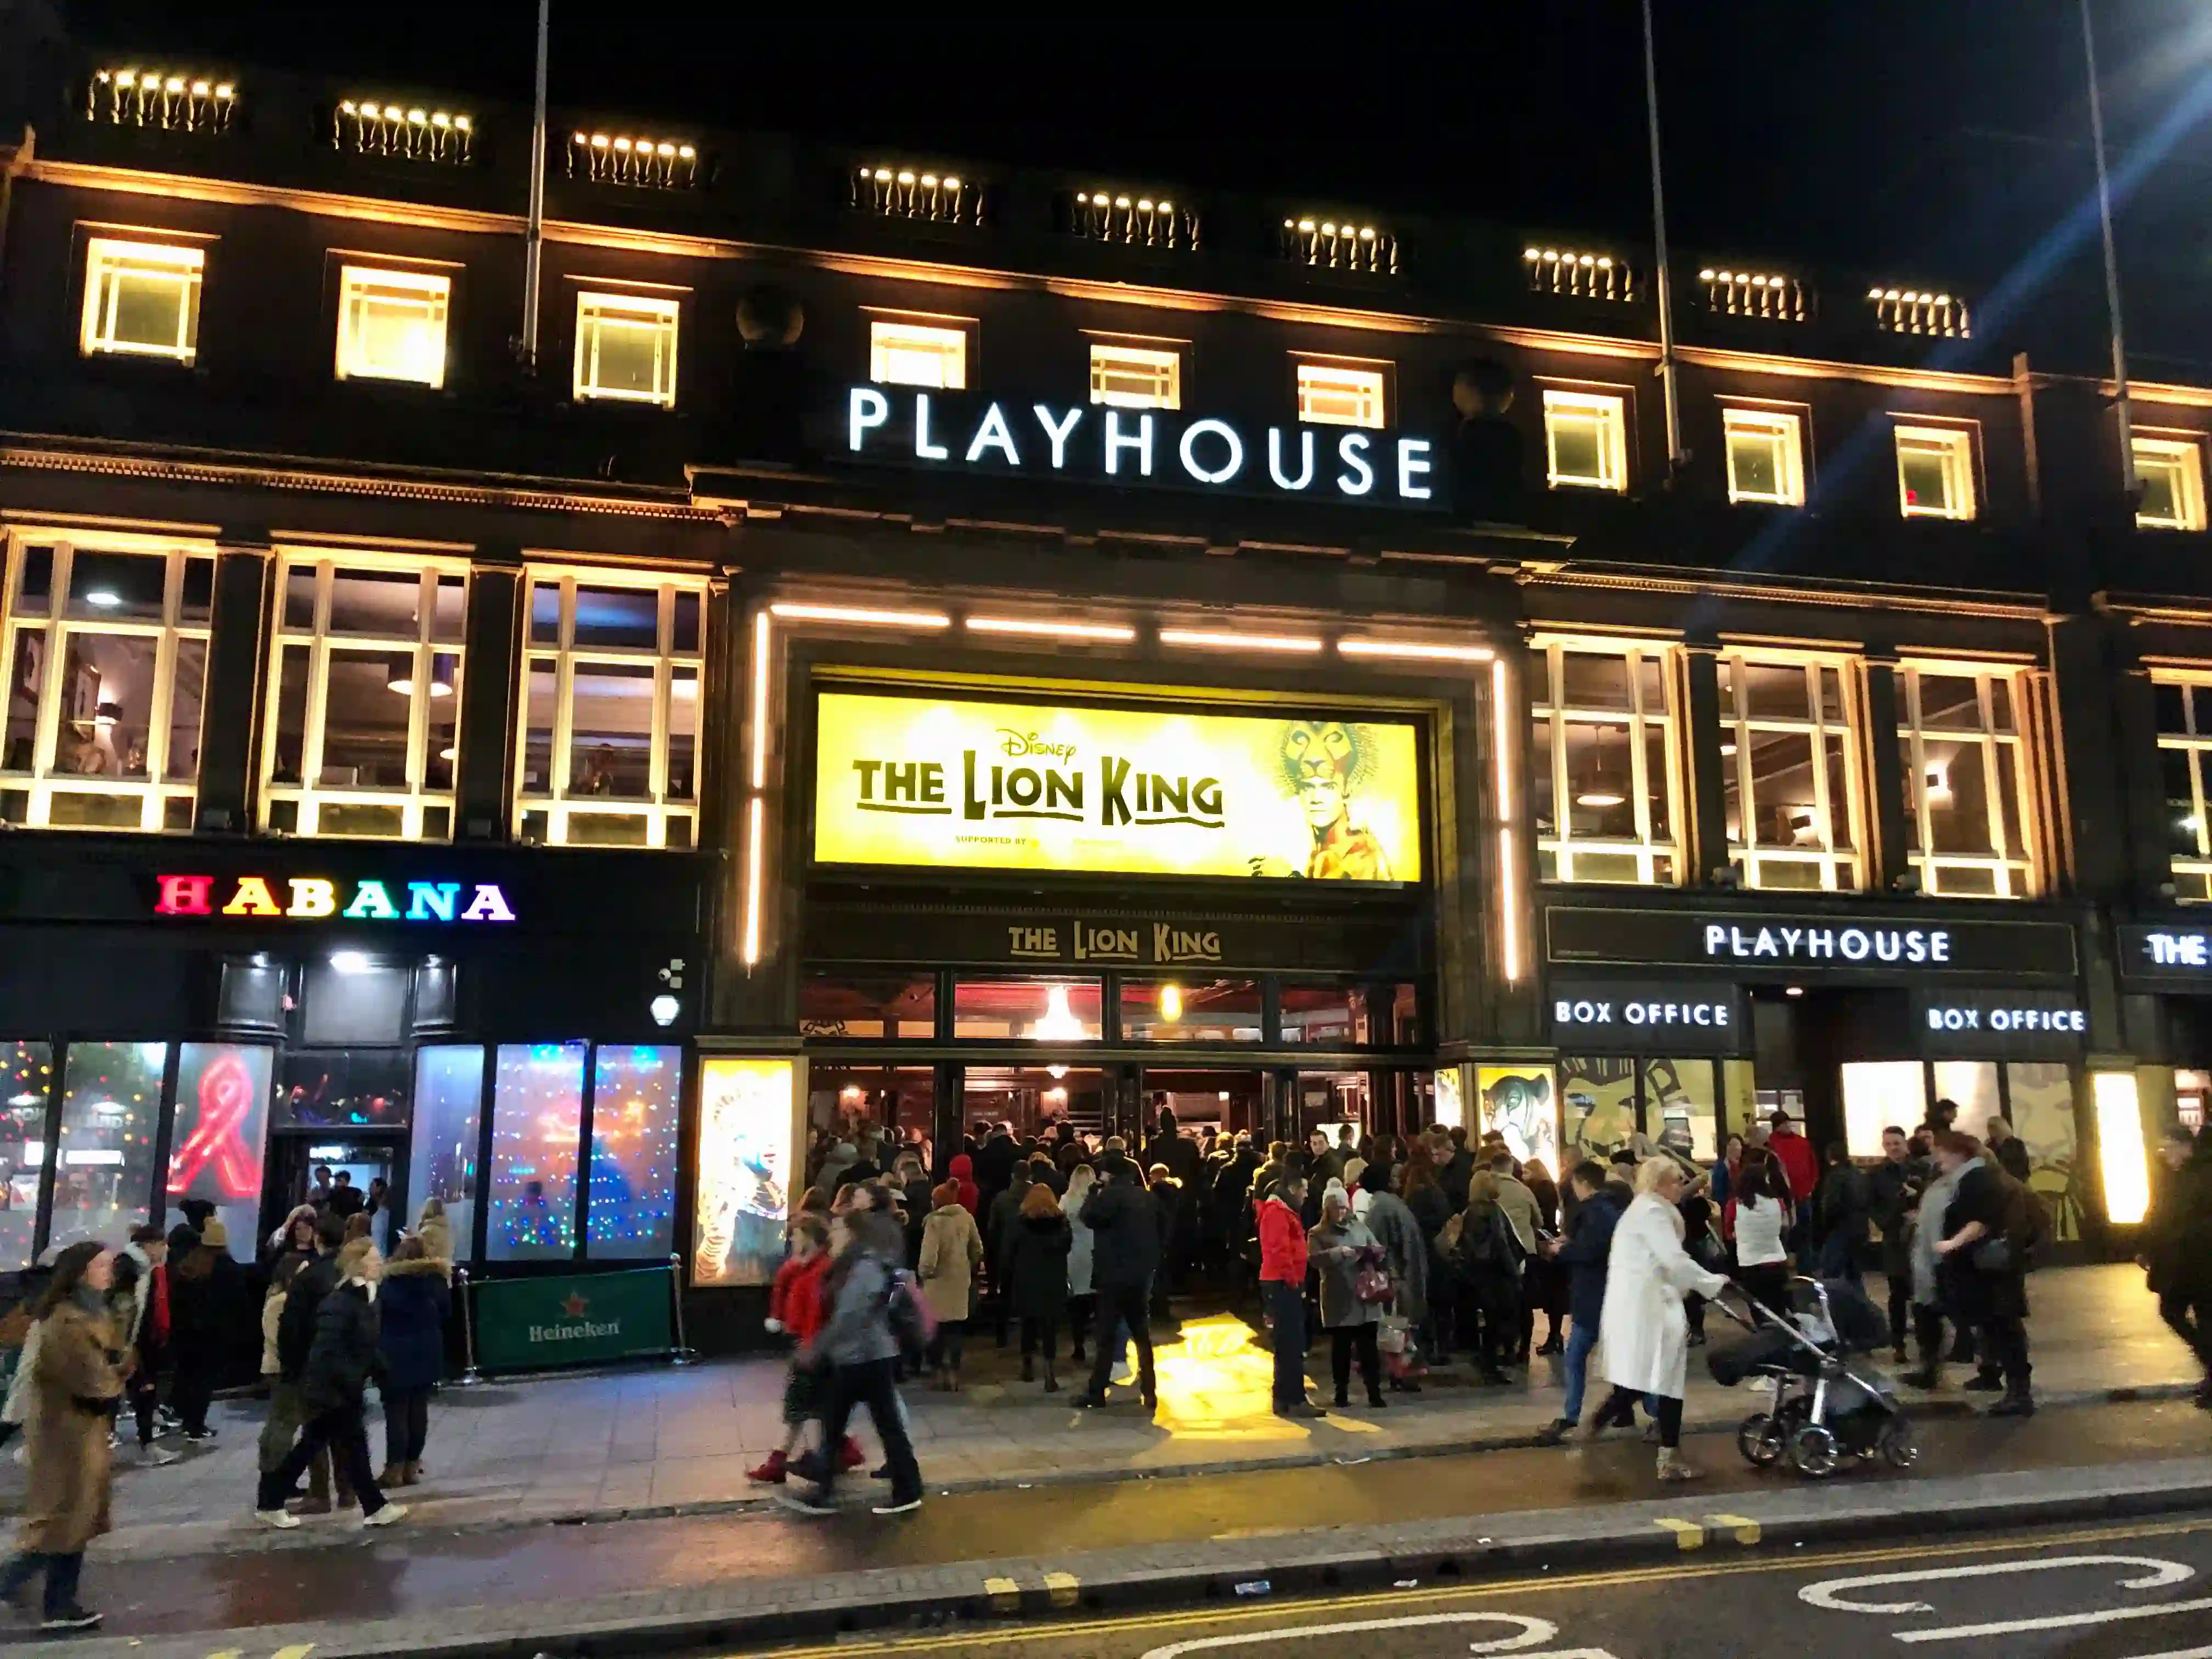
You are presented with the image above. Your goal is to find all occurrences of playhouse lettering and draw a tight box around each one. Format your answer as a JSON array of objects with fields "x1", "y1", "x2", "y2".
[
  {"x1": 1701, "y1": 922, "x2": 1950, "y2": 964},
  {"x1": 154, "y1": 873, "x2": 518, "y2": 923}
]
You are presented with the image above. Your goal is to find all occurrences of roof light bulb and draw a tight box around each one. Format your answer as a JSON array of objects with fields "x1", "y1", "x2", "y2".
[
  {"x1": 656, "y1": 142, "x2": 674, "y2": 157},
  {"x1": 1542, "y1": 249, "x2": 1558, "y2": 261},
  {"x1": 614, "y1": 136, "x2": 632, "y2": 151},
  {"x1": 677, "y1": 144, "x2": 695, "y2": 159},
  {"x1": 165, "y1": 77, "x2": 185, "y2": 93},
  {"x1": 873, "y1": 167, "x2": 890, "y2": 180},
  {"x1": 1298, "y1": 219, "x2": 1316, "y2": 232},
  {"x1": 453, "y1": 115, "x2": 470, "y2": 131},
  {"x1": 1596, "y1": 256, "x2": 1612, "y2": 268},
  {"x1": 1321, "y1": 222, "x2": 1338, "y2": 235},
  {"x1": 407, "y1": 108, "x2": 426, "y2": 123},
  {"x1": 943, "y1": 176, "x2": 960, "y2": 189},
  {"x1": 1158, "y1": 200, "x2": 1172, "y2": 212},
  {"x1": 190, "y1": 80, "x2": 210, "y2": 96},
  {"x1": 1935, "y1": 294, "x2": 1951, "y2": 306},
  {"x1": 343, "y1": 100, "x2": 359, "y2": 114},
  {"x1": 1525, "y1": 247, "x2": 1542, "y2": 260},
  {"x1": 920, "y1": 173, "x2": 939, "y2": 187},
  {"x1": 433, "y1": 111, "x2": 452, "y2": 128},
  {"x1": 215, "y1": 83, "x2": 234, "y2": 99},
  {"x1": 1577, "y1": 252, "x2": 1593, "y2": 264},
  {"x1": 896, "y1": 170, "x2": 915, "y2": 184},
  {"x1": 114, "y1": 70, "x2": 136, "y2": 88},
  {"x1": 1362, "y1": 226, "x2": 1378, "y2": 240}
]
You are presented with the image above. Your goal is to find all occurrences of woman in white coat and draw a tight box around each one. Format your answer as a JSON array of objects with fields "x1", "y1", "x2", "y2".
[{"x1": 1588, "y1": 1156, "x2": 1736, "y2": 1481}]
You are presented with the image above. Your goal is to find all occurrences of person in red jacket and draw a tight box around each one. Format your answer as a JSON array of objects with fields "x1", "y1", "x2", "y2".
[
  {"x1": 1257, "y1": 1174, "x2": 1321, "y2": 1418},
  {"x1": 749, "y1": 1217, "x2": 865, "y2": 1484},
  {"x1": 1765, "y1": 1111, "x2": 1820, "y2": 1254}
]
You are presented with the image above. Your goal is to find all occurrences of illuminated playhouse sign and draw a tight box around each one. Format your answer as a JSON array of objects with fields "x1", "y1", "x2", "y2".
[
  {"x1": 843, "y1": 388, "x2": 1441, "y2": 508},
  {"x1": 153, "y1": 873, "x2": 516, "y2": 923}
]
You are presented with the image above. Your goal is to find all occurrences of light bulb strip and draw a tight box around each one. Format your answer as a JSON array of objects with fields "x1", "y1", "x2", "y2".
[
  {"x1": 966, "y1": 617, "x2": 1138, "y2": 642},
  {"x1": 1338, "y1": 639, "x2": 1495, "y2": 663},
  {"x1": 748, "y1": 611, "x2": 771, "y2": 792},
  {"x1": 740, "y1": 795, "x2": 765, "y2": 968},
  {"x1": 768, "y1": 602, "x2": 951, "y2": 629},
  {"x1": 1493, "y1": 657, "x2": 1522, "y2": 983},
  {"x1": 1159, "y1": 628, "x2": 1324, "y2": 654}
]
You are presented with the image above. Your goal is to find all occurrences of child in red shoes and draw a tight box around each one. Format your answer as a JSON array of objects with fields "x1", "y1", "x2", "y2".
[{"x1": 749, "y1": 1217, "x2": 864, "y2": 1482}]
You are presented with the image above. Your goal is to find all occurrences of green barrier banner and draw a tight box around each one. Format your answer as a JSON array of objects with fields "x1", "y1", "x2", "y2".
[{"x1": 472, "y1": 1266, "x2": 675, "y2": 1372}]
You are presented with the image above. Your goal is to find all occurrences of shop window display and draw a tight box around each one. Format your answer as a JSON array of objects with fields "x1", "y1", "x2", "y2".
[
  {"x1": 692, "y1": 1057, "x2": 795, "y2": 1289},
  {"x1": 410, "y1": 1045, "x2": 482, "y2": 1256},
  {"x1": 274, "y1": 1049, "x2": 410, "y2": 1130},
  {"x1": 486, "y1": 1043, "x2": 585, "y2": 1262},
  {"x1": 0, "y1": 1042, "x2": 52, "y2": 1271},
  {"x1": 50, "y1": 1041, "x2": 163, "y2": 1252},
  {"x1": 165, "y1": 1042, "x2": 273, "y2": 1262},
  {"x1": 586, "y1": 1046, "x2": 681, "y2": 1256}
]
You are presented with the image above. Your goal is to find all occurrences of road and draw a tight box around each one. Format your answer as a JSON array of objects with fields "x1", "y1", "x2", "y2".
[
  {"x1": 709, "y1": 1511, "x2": 2212, "y2": 1659},
  {"x1": 60, "y1": 1397, "x2": 2212, "y2": 1641}
]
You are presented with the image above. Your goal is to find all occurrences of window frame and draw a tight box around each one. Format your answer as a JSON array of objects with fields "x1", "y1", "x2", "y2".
[
  {"x1": 335, "y1": 263, "x2": 453, "y2": 388},
  {"x1": 572, "y1": 289, "x2": 681, "y2": 409},
  {"x1": 1717, "y1": 649, "x2": 1866, "y2": 893},
  {"x1": 79, "y1": 236, "x2": 206, "y2": 365},
  {"x1": 0, "y1": 532, "x2": 213, "y2": 832},
  {"x1": 1894, "y1": 422, "x2": 1977, "y2": 521},
  {"x1": 1528, "y1": 635, "x2": 1684, "y2": 887},
  {"x1": 867, "y1": 314, "x2": 971, "y2": 389},
  {"x1": 1722, "y1": 406, "x2": 1807, "y2": 505},
  {"x1": 259, "y1": 550, "x2": 470, "y2": 841},
  {"x1": 1087, "y1": 337, "x2": 1183, "y2": 410},
  {"x1": 514, "y1": 565, "x2": 708, "y2": 849},
  {"x1": 1896, "y1": 659, "x2": 2041, "y2": 900},
  {"x1": 1542, "y1": 387, "x2": 1630, "y2": 492},
  {"x1": 1293, "y1": 357, "x2": 1390, "y2": 428},
  {"x1": 2155, "y1": 670, "x2": 2212, "y2": 902},
  {"x1": 2132, "y1": 433, "x2": 2209, "y2": 532}
]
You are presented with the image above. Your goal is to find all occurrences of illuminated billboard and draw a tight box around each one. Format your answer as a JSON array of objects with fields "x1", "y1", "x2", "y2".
[
  {"x1": 691, "y1": 1057, "x2": 801, "y2": 1288},
  {"x1": 812, "y1": 691, "x2": 1423, "y2": 883}
]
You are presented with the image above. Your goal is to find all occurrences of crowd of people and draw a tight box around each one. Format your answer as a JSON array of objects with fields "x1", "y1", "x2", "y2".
[{"x1": 0, "y1": 1174, "x2": 454, "y2": 1629}]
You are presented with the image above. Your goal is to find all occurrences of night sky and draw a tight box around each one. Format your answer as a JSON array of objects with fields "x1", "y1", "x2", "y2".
[{"x1": 33, "y1": 1, "x2": 2212, "y2": 370}]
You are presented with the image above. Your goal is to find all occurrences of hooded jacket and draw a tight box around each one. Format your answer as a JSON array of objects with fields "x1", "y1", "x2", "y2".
[
  {"x1": 1077, "y1": 1171, "x2": 1160, "y2": 1291},
  {"x1": 376, "y1": 1257, "x2": 452, "y2": 1393}
]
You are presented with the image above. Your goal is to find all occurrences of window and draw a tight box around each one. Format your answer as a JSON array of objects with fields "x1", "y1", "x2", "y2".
[
  {"x1": 262, "y1": 554, "x2": 467, "y2": 839},
  {"x1": 409, "y1": 1046, "x2": 483, "y2": 1255},
  {"x1": 1896, "y1": 664, "x2": 2039, "y2": 898},
  {"x1": 573, "y1": 291, "x2": 679, "y2": 408},
  {"x1": 166, "y1": 1043, "x2": 273, "y2": 1262},
  {"x1": 1528, "y1": 639, "x2": 1682, "y2": 885},
  {"x1": 1295, "y1": 360, "x2": 1387, "y2": 428},
  {"x1": 1279, "y1": 984, "x2": 1420, "y2": 1046},
  {"x1": 951, "y1": 978, "x2": 1101, "y2": 1041},
  {"x1": 868, "y1": 318, "x2": 967, "y2": 388},
  {"x1": 1723, "y1": 408, "x2": 1805, "y2": 505},
  {"x1": 1895, "y1": 424, "x2": 1976, "y2": 520},
  {"x1": 486, "y1": 1042, "x2": 584, "y2": 1262},
  {"x1": 800, "y1": 973, "x2": 937, "y2": 1040},
  {"x1": 1, "y1": 537, "x2": 211, "y2": 831},
  {"x1": 336, "y1": 265, "x2": 451, "y2": 387},
  {"x1": 80, "y1": 238, "x2": 203, "y2": 363},
  {"x1": 2135, "y1": 435, "x2": 2208, "y2": 532},
  {"x1": 1543, "y1": 389, "x2": 1628, "y2": 490},
  {"x1": 2155, "y1": 676, "x2": 2212, "y2": 901},
  {"x1": 1718, "y1": 652, "x2": 1864, "y2": 891},
  {"x1": 1121, "y1": 979, "x2": 1262, "y2": 1042},
  {"x1": 0, "y1": 1042, "x2": 53, "y2": 1272},
  {"x1": 1089, "y1": 341, "x2": 1182, "y2": 409},
  {"x1": 585, "y1": 1046, "x2": 681, "y2": 1257},
  {"x1": 516, "y1": 569, "x2": 706, "y2": 848},
  {"x1": 50, "y1": 1041, "x2": 163, "y2": 1254}
]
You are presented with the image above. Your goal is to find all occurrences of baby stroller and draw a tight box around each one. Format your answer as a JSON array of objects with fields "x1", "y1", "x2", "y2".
[{"x1": 1707, "y1": 1276, "x2": 1917, "y2": 1478}]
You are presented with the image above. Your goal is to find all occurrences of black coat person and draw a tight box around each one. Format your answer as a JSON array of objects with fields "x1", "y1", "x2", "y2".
[{"x1": 1074, "y1": 1157, "x2": 1160, "y2": 1408}]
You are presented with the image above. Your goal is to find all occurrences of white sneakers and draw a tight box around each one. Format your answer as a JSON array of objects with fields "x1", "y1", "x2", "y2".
[
  {"x1": 253, "y1": 1509, "x2": 301, "y2": 1530},
  {"x1": 360, "y1": 1502, "x2": 409, "y2": 1528}
]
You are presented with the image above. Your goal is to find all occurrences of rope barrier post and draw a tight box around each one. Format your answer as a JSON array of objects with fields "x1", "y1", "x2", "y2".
[
  {"x1": 669, "y1": 1253, "x2": 697, "y2": 1365},
  {"x1": 455, "y1": 1264, "x2": 483, "y2": 1386}
]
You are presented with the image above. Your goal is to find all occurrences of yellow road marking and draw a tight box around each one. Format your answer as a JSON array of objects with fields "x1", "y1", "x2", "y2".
[
  {"x1": 1654, "y1": 1517, "x2": 1706, "y2": 1550},
  {"x1": 270, "y1": 1647, "x2": 317, "y2": 1659},
  {"x1": 1707, "y1": 1513, "x2": 1762, "y2": 1545},
  {"x1": 1045, "y1": 1571, "x2": 1081, "y2": 1609},
  {"x1": 205, "y1": 1651, "x2": 242, "y2": 1659},
  {"x1": 984, "y1": 1576, "x2": 1022, "y2": 1613},
  {"x1": 750, "y1": 1514, "x2": 2212, "y2": 1659}
]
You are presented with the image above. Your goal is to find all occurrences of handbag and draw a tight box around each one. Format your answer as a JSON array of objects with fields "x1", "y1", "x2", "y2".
[
  {"x1": 1352, "y1": 1250, "x2": 1395, "y2": 1305},
  {"x1": 1972, "y1": 1237, "x2": 2014, "y2": 1273},
  {"x1": 1377, "y1": 1313, "x2": 1410, "y2": 1355}
]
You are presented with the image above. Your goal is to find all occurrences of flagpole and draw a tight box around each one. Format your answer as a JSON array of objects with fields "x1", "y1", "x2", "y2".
[
  {"x1": 2080, "y1": 0, "x2": 2136, "y2": 500},
  {"x1": 520, "y1": 0, "x2": 550, "y2": 371},
  {"x1": 1640, "y1": 0, "x2": 1683, "y2": 476}
]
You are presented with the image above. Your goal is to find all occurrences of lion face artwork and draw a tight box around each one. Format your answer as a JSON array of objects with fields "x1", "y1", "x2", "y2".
[{"x1": 1255, "y1": 718, "x2": 1394, "y2": 881}]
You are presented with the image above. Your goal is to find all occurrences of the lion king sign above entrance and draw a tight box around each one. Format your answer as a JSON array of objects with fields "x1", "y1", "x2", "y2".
[{"x1": 810, "y1": 690, "x2": 1423, "y2": 883}]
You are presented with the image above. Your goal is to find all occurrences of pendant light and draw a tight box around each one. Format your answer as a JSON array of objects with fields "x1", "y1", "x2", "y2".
[{"x1": 1575, "y1": 729, "x2": 1626, "y2": 809}]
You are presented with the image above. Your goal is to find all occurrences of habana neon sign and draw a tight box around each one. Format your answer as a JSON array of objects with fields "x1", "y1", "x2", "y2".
[{"x1": 154, "y1": 873, "x2": 517, "y2": 924}]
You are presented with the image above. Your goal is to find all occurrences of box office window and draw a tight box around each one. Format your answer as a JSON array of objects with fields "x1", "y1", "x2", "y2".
[
  {"x1": 264, "y1": 555, "x2": 467, "y2": 840},
  {"x1": 0, "y1": 1042, "x2": 53, "y2": 1272},
  {"x1": 410, "y1": 1046, "x2": 483, "y2": 1255},
  {"x1": 952, "y1": 978, "x2": 1102, "y2": 1042},
  {"x1": 573, "y1": 291, "x2": 680, "y2": 408},
  {"x1": 800, "y1": 973, "x2": 937, "y2": 1040},
  {"x1": 2155, "y1": 674, "x2": 2212, "y2": 902},
  {"x1": 2135, "y1": 435, "x2": 2208, "y2": 532},
  {"x1": 1897, "y1": 663, "x2": 2039, "y2": 899},
  {"x1": 486, "y1": 1042, "x2": 585, "y2": 1262},
  {"x1": 50, "y1": 1042, "x2": 163, "y2": 1253},
  {"x1": 1280, "y1": 983, "x2": 1419, "y2": 1047},
  {"x1": 516, "y1": 569, "x2": 704, "y2": 849},
  {"x1": 1718, "y1": 652, "x2": 1865, "y2": 892},
  {"x1": 166, "y1": 1042, "x2": 273, "y2": 1263},
  {"x1": 585, "y1": 1046, "x2": 681, "y2": 1256},
  {"x1": 1528, "y1": 639, "x2": 1681, "y2": 886},
  {"x1": 81, "y1": 238, "x2": 203, "y2": 364},
  {"x1": 1121, "y1": 979, "x2": 1263, "y2": 1042},
  {"x1": 336, "y1": 266, "x2": 450, "y2": 387},
  {"x1": 1, "y1": 538, "x2": 210, "y2": 832}
]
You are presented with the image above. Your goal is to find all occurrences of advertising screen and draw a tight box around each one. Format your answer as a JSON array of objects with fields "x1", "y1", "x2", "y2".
[
  {"x1": 167, "y1": 1042, "x2": 274, "y2": 1261},
  {"x1": 691, "y1": 1057, "x2": 799, "y2": 1288},
  {"x1": 812, "y1": 691, "x2": 1423, "y2": 883},
  {"x1": 1477, "y1": 1064, "x2": 1559, "y2": 1172}
]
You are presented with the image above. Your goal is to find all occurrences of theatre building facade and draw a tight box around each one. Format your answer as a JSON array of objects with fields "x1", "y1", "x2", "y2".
[{"x1": 0, "y1": 50, "x2": 2209, "y2": 1340}]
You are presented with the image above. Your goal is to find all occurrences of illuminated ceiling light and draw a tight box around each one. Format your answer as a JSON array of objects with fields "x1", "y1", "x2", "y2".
[
  {"x1": 1577, "y1": 252, "x2": 1593, "y2": 265},
  {"x1": 1159, "y1": 628, "x2": 1323, "y2": 653},
  {"x1": 1541, "y1": 248, "x2": 1558, "y2": 261},
  {"x1": 1867, "y1": 287, "x2": 1884, "y2": 299},
  {"x1": 1595, "y1": 256, "x2": 1612, "y2": 268},
  {"x1": 1157, "y1": 200, "x2": 1172, "y2": 212},
  {"x1": 1720, "y1": 741, "x2": 1738, "y2": 756},
  {"x1": 1031, "y1": 983, "x2": 1088, "y2": 1044},
  {"x1": 330, "y1": 951, "x2": 373, "y2": 974},
  {"x1": 1785, "y1": 985, "x2": 1804, "y2": 997},
  {"x1": 82, "y1": 589, "x2": 121, "y2": 608},
  {"x1": 1136, "y1": 198, "x2": 1153, "y2": 211},
  {"x1": 114, "y1": 70, "x2": 137, "y2": 88},
  {"x1": 649, "y1": 993, "x2": 680, "y2": 1028},
  {"x1": 1297, "y1": 219, "x2": 1316, "y2": 232},
  {"x1": 920, "y1": 173, "x2": 939, "y2": 187},
  {"x1": 656, "y1": 142, "x2": 675, "y2": 157},
  {"x1": 613, "y1": 136, "x2": 633, "y2": 152},
  {"x1": 965, "y1": 616, "x2": 1137, "y2": 642},
  {"x1": 1337, "y1": 639, "x2": 1495, "y2": 662},
  {"x1": 768, "y1": 601, "x2": 951, "y2": 629},
  {"x1": 1361, "y1": 226, "x2": 1378, "y2": 240},
  {"x1": 1159, "y1": 983, "x2": 1184, "y2": 1023},
  {"x1": 876, "y1": 168, "x2": 893, "y2": 181}
]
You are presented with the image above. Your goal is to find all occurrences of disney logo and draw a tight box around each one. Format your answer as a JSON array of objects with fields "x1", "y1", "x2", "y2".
[{"x1": 997, "y1": 729, "x2": 1077, "y2": 763}]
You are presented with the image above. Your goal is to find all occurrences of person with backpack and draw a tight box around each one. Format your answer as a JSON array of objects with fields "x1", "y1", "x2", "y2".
[
  {"x1": 781, "y1": 1206, "x2": 925, "y2": 1516},
  {"x1": 1928, "y1": 1130, "x2": 2034, "y2": 1417},
  {"x1": 1455, "y1": 1171, "x2": 1525, "y2": 1385}
]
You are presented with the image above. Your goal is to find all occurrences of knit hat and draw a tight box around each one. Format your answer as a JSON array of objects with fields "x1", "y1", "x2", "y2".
[{"x1": 199, "y1": 1217, "x2": 229, "y2": 1248}]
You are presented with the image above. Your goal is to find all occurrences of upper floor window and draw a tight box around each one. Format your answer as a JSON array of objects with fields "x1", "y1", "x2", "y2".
[
  {"x1": 869, "y1": 318, "x2": 967, "y2": 388},
  {"x1": 81, "y1": 238, "x2": 204, "y2": 364},
  {"x1": 1090, "y1": 340, "x2": 1181, "y2": 409},
  {"x1": 2154, "y1": 674, "x2": 2212, "y2": 901},
  {"x1": 1718, "y1": 652, "x2": 1864, "y2": 891},
  {"x1": 573, "y1": 291, "x2": 679, "y2": 408},
  {"x1": 263, "y1": 555, "x2": 467, "y2": 840},
  {"x1": 1, "y1": 536, "x2": 210, "y2": 832},
  {"x1": 1528, "y1": 639, "x2": 1682, "y2": 887},
  {"x1": 2134, "y1": 434, "x2": 2208, "y2": 532},
  {"x1": 1895, "y1": 424, "x2": 1976, "y2": 520},
  {"x1": 1543, "y1": 389, "x2": 1628, "y2": 492},
  {"x1": 517, "y1": 570, "x2": 706, "y2": 848},
  {"x1": 1723, "y1": 408, "x2": 1805, "y2": 505},
  {"x1": 1897, "y1": 663, "x2": 2039, "y2": 899},
  {"x1": 1295, "y1": 359, "x2": 1387, "y2": 428},
  {"x1": 336, "y1": 265, "x2": 450, "y2": 387}
]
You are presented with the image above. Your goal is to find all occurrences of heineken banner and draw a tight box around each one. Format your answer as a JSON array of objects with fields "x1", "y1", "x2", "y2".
[{"x1": 472, "y1": 1266, "x2": 676, "y2": 1372}]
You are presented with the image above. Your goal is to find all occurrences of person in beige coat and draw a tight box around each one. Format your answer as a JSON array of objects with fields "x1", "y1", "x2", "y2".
[
  {"x1": 0, "y1": 1243, "x2": 125, "y2": 1630},
  {"x1": 916, "y1": 1182, "x2": 983, "y2": 1390},
  {"x1": 415, "y1": 1199, "x2": 456, "y2": 1283}
]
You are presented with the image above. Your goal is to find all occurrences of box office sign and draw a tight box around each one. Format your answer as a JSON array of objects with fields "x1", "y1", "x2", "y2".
[
  {"x1": 802, "y1": 904, "x2": 1423, "y2": 975},
  {"x1": 812, "y1": 691, "x2": 1424, "y2": 883},
  {"x1": 1912, "y1": 989, "x2": 2087, "y2": 1060},
  {"x1": 1549, "y1": 979, "x2": 1746, "y2": 1055},
  {"x1": 1544, "y1": 907, "x2": 2079, "y2": 980}
]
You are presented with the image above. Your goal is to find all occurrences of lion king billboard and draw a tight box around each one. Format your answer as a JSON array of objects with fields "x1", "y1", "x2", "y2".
[{"x1": 810, "y1": 690, "x2": 1423, "y2": 883}]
